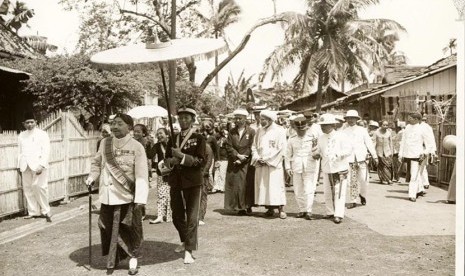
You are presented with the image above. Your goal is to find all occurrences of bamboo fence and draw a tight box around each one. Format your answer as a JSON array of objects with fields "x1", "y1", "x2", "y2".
[{"x1": 0, "y1": 111, "x2": 100, "y2": 217}]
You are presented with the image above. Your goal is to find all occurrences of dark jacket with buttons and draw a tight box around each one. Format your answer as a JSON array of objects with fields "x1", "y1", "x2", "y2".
[{"x1": 166, "y1": 132, "x2": 206, "y2": 190}]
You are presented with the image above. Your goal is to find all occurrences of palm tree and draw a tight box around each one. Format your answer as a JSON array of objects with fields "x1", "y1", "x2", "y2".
[
  {"x1": 224, "y1": 69, "x2": 256, "y2": 110},
  {"x1": 261, "y1": 0, "x2": 405, "y2": 112},
  {"x1": 442, "y1": 38, "x2": 457, "y2": 56},
  {"x1": 195, "y1": 0, "x2": 241, "y2": 91},
  {"x1": 0, "y1": 1, "x2": 34, "y2": 34}
]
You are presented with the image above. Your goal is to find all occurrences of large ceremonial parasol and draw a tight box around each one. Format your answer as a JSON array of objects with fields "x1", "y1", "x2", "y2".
[
  {"x1": 90, "y1": 37, "x2": 227, "y2": 137},
  {"x1": 127, "y1": 105, "x2": 168, "y2": 119}
]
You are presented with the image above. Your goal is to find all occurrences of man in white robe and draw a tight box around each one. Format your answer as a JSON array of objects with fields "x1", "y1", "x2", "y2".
[{"x1": 251, "y1": 110, "x2": 288, "y2": 219}]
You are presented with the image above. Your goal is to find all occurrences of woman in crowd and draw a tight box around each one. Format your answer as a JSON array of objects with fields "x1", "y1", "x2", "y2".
[
  {"x1": 212, "y1": 128, "x2": 228, "y2": 193},
  {"x1": 373, "y1": 120, "x2": 394, "y2": 185},
  {"x1": 149, "y1": 128, "x2": 172, "y2": 224}
]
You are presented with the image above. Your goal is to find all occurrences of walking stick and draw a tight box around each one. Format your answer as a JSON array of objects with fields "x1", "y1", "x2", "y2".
[{"x1": 88, "y1": 181, "x2": 94, "y2": 269}]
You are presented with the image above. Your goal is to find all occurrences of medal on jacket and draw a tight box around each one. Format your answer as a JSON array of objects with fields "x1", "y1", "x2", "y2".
[{"x1": 115, "y1": 149, "x2": 122, "y2": 156}]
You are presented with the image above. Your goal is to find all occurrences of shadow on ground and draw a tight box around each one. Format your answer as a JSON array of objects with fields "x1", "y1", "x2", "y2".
[
  {"x1": 385, "y1": 195, "x2": 411, "y2": 201},
  {"x1": 69, "y1": 240, "x2": 180, "y2": 271},
  {"x1": 386, "y1": 189, "x2": 408, "y2": 194}
]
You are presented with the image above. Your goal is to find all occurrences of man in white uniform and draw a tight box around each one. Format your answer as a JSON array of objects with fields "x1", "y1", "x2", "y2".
[
  {"x1": 251, "y1": 110, "x2": 287, "y2": 219},
  {"x1": 285, "y1": 117, "x2": 318, "y2": 220},
  {"x1": 312, "y1": 114, "x2": 351, "y2": 224},
  {"x1": 17, "y1": 112, "x2": 52, "y2": 222},
  {"x1": 399, "y1": 112, "x2": 430, "y2": 202},
  {"x1": 420, "y1": 115, "x2": 437, "y2": 189},
  {"x1": 342, "y1": 110, "x2": 378, "y2": 209}
]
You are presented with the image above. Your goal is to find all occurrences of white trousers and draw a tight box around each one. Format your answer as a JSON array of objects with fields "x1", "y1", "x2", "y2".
[
  {"x1": 323, "y1": 173, "x2": 347, "y2": 218},
  {"x1": 408, "y1": 160, "x2": 425, "y2": 198},
  {"x1": 292, "y1": 171, "x2": 316, "y2": 213},
  {"x1": 22, "y1": 166, "x2": 50, "y2": 216},
  {"x1": 348, "y1": 162, "x2": 369, "y2": 203},
  {"x1": 421, "y1": 165, "x2": 430, "y2": 187}
]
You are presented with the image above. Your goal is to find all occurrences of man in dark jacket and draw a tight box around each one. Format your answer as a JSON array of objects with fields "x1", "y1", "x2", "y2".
[
  {"x1": 224, "y1": 108, "x2": 256, "y2": 215},
  {"x1": 164, "y1": 106, "x2": 206, "y2": 264}
]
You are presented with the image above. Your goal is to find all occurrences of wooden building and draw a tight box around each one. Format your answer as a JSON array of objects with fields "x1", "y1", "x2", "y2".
[
  {"x1": 0, "y1": 23, "x2": 40, "y2": 131},
  {"x1": 280, "y1": 88, "x2": 346, "y2": 114},
  {"x1": 303, "y1": 55, "x2": 457, "y2": 186}
]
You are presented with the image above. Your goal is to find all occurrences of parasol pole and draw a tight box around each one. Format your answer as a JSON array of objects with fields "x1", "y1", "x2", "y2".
[{"x1": 159, "y1": 64, "x2": 175, "y2": 139}]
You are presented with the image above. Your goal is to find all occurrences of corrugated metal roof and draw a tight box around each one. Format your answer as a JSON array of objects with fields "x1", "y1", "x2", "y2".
[
  {"x1": 303, "y1": 55, "x2": 457, "y2": 112},
  {"x1": 0, "y1": 23, "x2": 39, "y2": 59}
]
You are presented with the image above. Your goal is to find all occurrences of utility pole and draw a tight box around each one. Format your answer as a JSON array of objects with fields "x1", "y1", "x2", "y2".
[{"x1": 169, "y1": 0, "x2": 177, "y2": 113}]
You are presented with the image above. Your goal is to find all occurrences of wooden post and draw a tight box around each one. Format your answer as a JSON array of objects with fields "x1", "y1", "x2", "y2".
[{"x1": 62, "y1": 111, "x2": 70, "y2": 204}]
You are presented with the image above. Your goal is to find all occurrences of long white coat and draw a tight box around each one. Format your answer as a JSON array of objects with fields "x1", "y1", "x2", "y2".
[{"x1": 251, "y1": 123, "x2": 287, "y2": 205}]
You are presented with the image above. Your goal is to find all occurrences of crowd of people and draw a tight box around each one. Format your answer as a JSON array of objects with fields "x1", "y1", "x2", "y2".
[{"x1": 16, "y1": 106, "x2": 444, "y2": 275}]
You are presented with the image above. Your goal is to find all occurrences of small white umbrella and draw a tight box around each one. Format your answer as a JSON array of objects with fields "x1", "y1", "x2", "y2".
[{"x1": 127, "y1": 105, "x2": 168, "y2": 119}]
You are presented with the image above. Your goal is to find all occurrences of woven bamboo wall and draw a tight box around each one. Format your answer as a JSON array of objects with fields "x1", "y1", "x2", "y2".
[{"x1": 0, "y1": 111, "x2": 101, "y2": 217}]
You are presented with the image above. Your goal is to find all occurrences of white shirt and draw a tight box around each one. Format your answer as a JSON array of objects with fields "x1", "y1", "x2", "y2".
[
  {"x1": 316, "y1": 130, "x2": 351, "y2": 174},
  {"x1": 420, "y1": 122, "x2": 437, "y2": 154},
  {"x1": 342, "y1": 124, "x2": 377, "y2": 162},
  {"x1": 17, "y1": 128, "x2": 50, "y2": 172},
  {"x1": 285, "y1": 131, "x2": 318, "y2": 173},
  {"x1": 399, "y1": 123, "x2": 429, "y2": 159}
]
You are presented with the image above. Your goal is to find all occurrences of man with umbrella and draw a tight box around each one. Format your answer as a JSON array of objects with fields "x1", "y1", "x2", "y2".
[{"x1": 163, "y1": 106, "x2": 206, "y2": 264}]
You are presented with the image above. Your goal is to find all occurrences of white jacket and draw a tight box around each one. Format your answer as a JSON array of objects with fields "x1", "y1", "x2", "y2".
[
  {"x1": 420, "y1": 122, "x2": 437, "y2": 154},
  {"x1": 316, "y1": 130, "x2": 351, "y2": 174},
  {"x1": 342, "y1": 125, "x2": 377, "y2": 162},
  {"x1": 17, "y1": 128, "x2": 50, "y2": 172},
  {"x1": 285, "y1": 132, "x2": 318, "y2": 173},
  {"x1": 399, "y1": 123, "x2": 429, "y2": 159}
]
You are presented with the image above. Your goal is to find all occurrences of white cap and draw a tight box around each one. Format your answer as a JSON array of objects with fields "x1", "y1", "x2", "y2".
[
  {"x1": 369, "y1": 121, "x2": 379, "y2": 127},
  {"x1": 318, "y1": 114, "x2": 338, "y2": 125},
  {"x1": 334, "y1": 115, "x2": 345, "y2": 122},
  {"x1": 344, "y1": 110, "x2": 360, "y2": 119},
  {"x1": 233, "y1": 109, "x2": 249, "y2": 117},
  {"x1": 260, "y1": 110, "x2": 277, "y2": 121}
]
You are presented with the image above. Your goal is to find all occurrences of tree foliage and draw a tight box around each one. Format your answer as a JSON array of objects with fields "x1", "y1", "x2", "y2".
[
  {"x1": 2, "y1": 55, "x2": 159, "y2": 117},
  {"x1": 260, "y1": 0, "x2": 406, "y2": 112},
  {"x1": 223, "y1": 69, "x2": 255, "y2": 109},
  {"x1": 0, "y1": 0, "x2": 34, "y2": 33}
]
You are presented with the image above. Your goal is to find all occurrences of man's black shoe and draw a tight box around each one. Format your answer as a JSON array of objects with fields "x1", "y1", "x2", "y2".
[
  {"x1": 296, "y1": 212, "x2": 307, "y2": 218},
  {"x1": 360, "y1": 196, "x2": 366, "y2": 205},
  {"x1": 347, "y1": 203, "x2": 357, "y2": 209},
  {"x1": 305, "y1": 213, "x2": 314, "y2": 220},
  {"x1": 238, "y1": 210, "x2": 247, "y2": 216},
  {"x1": 45, "y1": 213, "x2": 52, "y2": 223}
]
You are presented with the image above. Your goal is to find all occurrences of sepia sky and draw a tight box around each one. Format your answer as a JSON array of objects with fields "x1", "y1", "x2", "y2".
[{"x1": 19, "y1": 0, "x2": 462, "y2": 90}]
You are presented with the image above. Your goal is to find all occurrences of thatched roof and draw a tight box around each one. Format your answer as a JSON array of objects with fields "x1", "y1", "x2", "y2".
[{"x1": 0, "y1": 23, "x2": 39, "y2": 59}]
